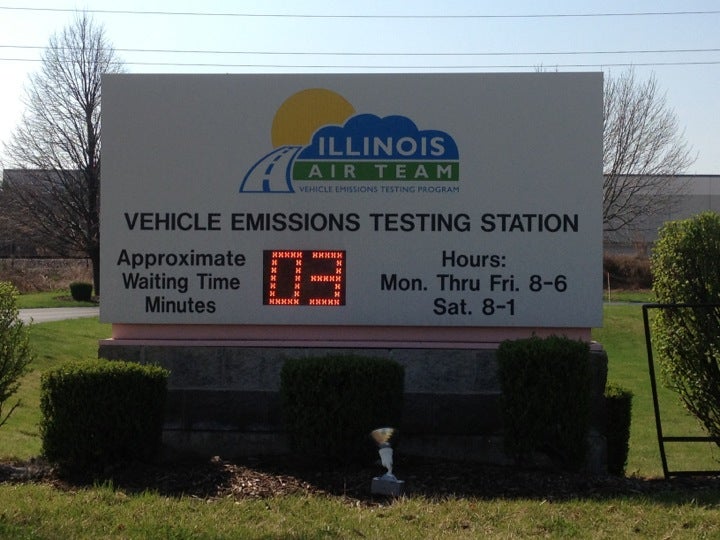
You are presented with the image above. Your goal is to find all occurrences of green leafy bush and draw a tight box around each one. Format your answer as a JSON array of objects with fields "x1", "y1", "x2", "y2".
[
  {"x1": 69, "y1": 281, "x2": 93, "y2": 302},
  {"x1": 497, "y1": 335, "x2": 592, "y2": 470},
  {"x1": 280, "y1": 355, "x2": 404, "y2": 464},
  {"x1": 652, "y1": 211, "x2": 720, "y2": 447},
  {"x1": 604, "y1": 384, "x2": 633, "y2": 476},
  {"x1": 40, "y1": 359, "x2": 169, "y2": 470},
  {"x1": 0, "y1": 281, "x2": 34, "y2": 428}
]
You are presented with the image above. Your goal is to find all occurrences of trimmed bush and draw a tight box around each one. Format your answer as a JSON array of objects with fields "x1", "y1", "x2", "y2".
[
  {"x1": 604, "y1": 384, "x2": 633, "y2": 476},
  {"x1": 0, "y1": 281, "x2": 33, "y2": 428},
  {"x1": 652, "y1": 212, "x2": 720, "y2": 447},
  {"x1": 280, "y1": 355, "x2": 404, "y2": 464},
  {"x1": 497, "y1": 335, "x2": 592, "y2": 471},
  {"x1": 69, "y1": 281, "x2": 93, "y2": 301},
  {"x1": 40, "y1": 359, "x2": 169, "y2": 471}
]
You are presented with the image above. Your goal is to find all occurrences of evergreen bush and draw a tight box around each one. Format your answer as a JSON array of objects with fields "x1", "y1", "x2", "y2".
[
  {"x1": 604, "y1": 384, "x2": 633, "y2": 476},
  {"x1": 69, "y1": 281, "x2": 93, "y2": 301},
  {"x1": 497, "y1": 335, "x2": 592, "y2": 470},
  {"x1": 280, "y1": 355, "x2": 404, "y2": 464},
  {"x1": 651, "y1": 211, "x2": 720, "y2": 447},
  {"x1": 40, "y1": 359, "x2": 169, "y2": 471}
]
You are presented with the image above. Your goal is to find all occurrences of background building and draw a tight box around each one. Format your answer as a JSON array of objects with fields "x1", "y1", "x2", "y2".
[{"x1": 604, "y1": 174, "x2": 720, "y2": 255}]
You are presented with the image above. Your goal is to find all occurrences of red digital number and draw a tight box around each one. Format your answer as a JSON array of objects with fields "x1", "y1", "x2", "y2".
[{"x1": 263, "y1": 250, "x2": 345, "y2": 306}]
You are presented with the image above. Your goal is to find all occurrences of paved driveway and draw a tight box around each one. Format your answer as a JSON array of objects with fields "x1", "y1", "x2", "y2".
[{"x1": 18, "y1": 307, "x2": 100, "y2": 324}]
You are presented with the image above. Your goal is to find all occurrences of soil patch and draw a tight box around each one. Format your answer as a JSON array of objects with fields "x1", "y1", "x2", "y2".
[{"x1": 3, "y1": 456, "x2": 719, "y2": 504}]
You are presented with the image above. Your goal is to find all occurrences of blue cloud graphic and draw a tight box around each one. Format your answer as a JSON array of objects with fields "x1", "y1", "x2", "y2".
[{"x1": 297, "y1": 113, "x2": 459, "y2": 160}]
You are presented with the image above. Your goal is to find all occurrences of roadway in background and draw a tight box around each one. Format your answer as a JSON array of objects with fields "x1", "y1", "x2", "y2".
[{"x1": 19, "y1": 307, "x2": 100, "y2": 324}]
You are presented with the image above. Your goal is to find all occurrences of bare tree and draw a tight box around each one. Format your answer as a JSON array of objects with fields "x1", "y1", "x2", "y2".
[
  {"x1": 2, "y1": 12, "x2": 123, "y2": 294},
  {"x1": 603, "y1": 68, "x2": 695, "y2": 233}
]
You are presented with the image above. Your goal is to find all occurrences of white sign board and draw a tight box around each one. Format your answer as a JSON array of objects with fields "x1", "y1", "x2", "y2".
[{"x1": 101, "y1": 73, "x2": 602, "y2": 327}]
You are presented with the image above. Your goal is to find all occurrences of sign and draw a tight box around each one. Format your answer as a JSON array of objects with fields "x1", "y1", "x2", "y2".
[{"x1": 101, "y1": 73, "x2": 603, "y2": 327}]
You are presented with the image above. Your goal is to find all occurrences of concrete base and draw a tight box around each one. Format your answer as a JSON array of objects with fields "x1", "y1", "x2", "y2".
[
  {"x1": 98, "y1": 342, "x2": 608, "y2": 471},
  {"x1": 371, "y1": 476, "x2": 406, "y2": 496}
]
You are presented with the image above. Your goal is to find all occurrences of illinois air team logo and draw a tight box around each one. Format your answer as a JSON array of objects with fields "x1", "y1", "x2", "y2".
[{"x1": 240, "y1": 88, "x2": 460, "y2": 193}]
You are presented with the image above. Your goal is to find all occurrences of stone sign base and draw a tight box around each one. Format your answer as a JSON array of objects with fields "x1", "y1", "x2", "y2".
[{"x1": 98, "y1": 342, "x2": 608, "y2": 472}]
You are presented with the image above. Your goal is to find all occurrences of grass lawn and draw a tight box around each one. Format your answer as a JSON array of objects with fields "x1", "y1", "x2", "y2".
[
  {"x1": 594, "y1": 303, "x2": 720, "y2": 477},
  {"x1": 16, "y1": 290, "x2": 98, "y2": 309},
  {"x1": 604, "y1": 289, "x2": 656, "y2": 304},
  {"x1": 1, "y1": 304, "x2": 719, "y2": 538},
  {"x1": 0, "y1": 484, "x2": 718, "y2": 539},
  {"x1": 0, "y1": 318, "x2": 111, "y2": 459}
]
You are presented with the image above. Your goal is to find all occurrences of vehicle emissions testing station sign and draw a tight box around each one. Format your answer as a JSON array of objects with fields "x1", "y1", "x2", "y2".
[{"x1": 100, "y1": 73, "x2": 603, "y2": 329}]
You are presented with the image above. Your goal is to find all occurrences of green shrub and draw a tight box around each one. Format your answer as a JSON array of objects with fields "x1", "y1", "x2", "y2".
[
  {"x1": 280, "y1": 355, "x2": 404, "y2": 464},
  {"x1": 604, "y1": 384, "x2": 633, "y2": 476},
  {"x1": 40, "y1": 359, "x2": 169, "y2": 471},
  {"x1": 652, "y1": 212, "x2": 720, "y2": 447},
  {"x1": 0, "y1": 281, "x2": 34, "y2": 428},
  {"x1": 497, "y1": 335, "x2": 592, "y2": 470},
  {"x1": 69, "y1": 281, "x2": 93, "y2": 302}
]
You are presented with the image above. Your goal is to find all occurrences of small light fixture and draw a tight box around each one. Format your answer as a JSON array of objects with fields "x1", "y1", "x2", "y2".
[{"x1": 370, "y1": 427, "x2": 405, "y2": 496}]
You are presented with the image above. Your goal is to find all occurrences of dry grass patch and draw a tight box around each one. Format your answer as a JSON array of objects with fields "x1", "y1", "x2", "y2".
[{"x1": 0, "y1": 259, "x2": 92, "y2": 293}]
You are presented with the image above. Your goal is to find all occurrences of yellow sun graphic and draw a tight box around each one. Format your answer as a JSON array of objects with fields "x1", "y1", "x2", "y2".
[{"x1": 271, "y1": 88, "x2": 355, "y2": 147}]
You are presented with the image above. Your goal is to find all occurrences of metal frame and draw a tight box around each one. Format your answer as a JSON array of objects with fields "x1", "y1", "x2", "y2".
[{"x1": 642, "y1": 303, "x2": 720, "y2": 479}]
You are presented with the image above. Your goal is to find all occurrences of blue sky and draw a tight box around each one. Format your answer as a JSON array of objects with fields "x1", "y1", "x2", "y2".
[{"x1": 1, "y1": 0, "x2": 718, "y2": 173}]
